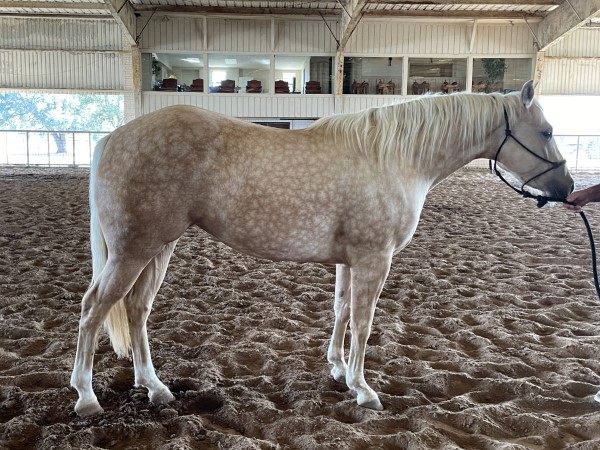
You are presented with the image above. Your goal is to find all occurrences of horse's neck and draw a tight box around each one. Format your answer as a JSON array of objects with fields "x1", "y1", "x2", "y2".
[{"x1": 421, "y1": 130, "x2": 498, "y2": 189}]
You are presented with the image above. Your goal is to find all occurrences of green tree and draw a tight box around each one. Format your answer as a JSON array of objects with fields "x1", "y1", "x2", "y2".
[
  {"x1": 481, "y1": 58, "x2": 508, "y2": 92},
  {"x1": 0, "y1": 93, "x2": 124, "y2": 153}
]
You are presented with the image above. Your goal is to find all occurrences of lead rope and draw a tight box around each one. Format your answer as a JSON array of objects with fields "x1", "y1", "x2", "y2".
[
  {"x1": 578, "y1": 211, "x2": 600, "y2": 299},
  {"x1": 494, "y1": 106, "x2": 600, "y2": 300}
]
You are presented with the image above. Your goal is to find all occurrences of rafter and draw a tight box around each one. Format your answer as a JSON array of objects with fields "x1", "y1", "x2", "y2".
[
  {"x1": 0, "y1": 1, "x2": 109, "y2": 9},
  {"x1": 104, "y1": 0, "x2": 137, "y2": 45},
  {"x1": 537, "y1": 0, "x2": 600, "y2": 49},
  {"x1": 368, "y1": 0, "x2": 558, "y2": 4},
  {"x1": 363, "y1": 9, "x2": 543, "y2": 18},
  {"x1": 339, "y1": 0, "x2": 370, "y2": 47},
  {"x1": 133, "y1": 4, "x2": 339, "y2": 15}
]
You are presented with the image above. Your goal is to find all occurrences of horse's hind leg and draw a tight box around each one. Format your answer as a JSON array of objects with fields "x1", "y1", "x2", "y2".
[
  {"x1": 71, "y1": 256, "x2": 150, "y2": 416},
  {"x1": 125, "y1": 241, "x2": 177, "y2": 405},
  {"x1": 327, "y1": 264, "x2": 351, "y2": 383}
]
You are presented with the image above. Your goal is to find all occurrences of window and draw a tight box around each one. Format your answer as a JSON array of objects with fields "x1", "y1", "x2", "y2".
[
  {"x1": 343, "y1": 57, "x2": 402, "y2": 95},
  {"x1": 142, "y1": 53, "x2": 204, "y2": 91},
  {"x1": 208, "y1": 55, "x2": 270, "y2": 93},
  {"x1": 472, "y1": 58, "x2": 532, "y2": 93},
  {"x1": 211, "y1": 71, "x2": 227, "y2": 87},
  {"x1": 275, "y1": 56, "x2": 333, "y2": 94},
  {"x1": 408, "y1": 58, "x2": 467, "y2": 94}
]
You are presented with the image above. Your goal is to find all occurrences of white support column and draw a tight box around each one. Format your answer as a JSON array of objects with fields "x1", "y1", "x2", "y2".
[
  {"x1": 402, "y1": 56, "x2": 408, "y2": 96},
  {"x1": 466, "y1": 56, "x2": 473, "y2": 92},
  {"x1": 534, "y1": 51, "x2": 545, "y2": 96}
]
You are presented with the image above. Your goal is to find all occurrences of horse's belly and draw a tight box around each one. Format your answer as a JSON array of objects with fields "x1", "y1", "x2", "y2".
[{"x1": 206, "y1": 215, "x2": 339, "y2": 264}]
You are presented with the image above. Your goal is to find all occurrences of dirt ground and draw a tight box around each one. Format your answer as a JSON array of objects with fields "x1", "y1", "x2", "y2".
[{"x1": 2, "y1": 166, "x2": 600, "y2": 449}]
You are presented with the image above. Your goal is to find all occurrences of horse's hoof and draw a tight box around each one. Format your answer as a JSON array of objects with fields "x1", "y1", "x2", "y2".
[
  {"x1": 150, "y1": 390, "x2": 175, "y2": 405},
  {"x1": 75, "y1": 399, "x2": 104, "y2": 417},
  {"x1": 331, "y1": 370, "x2": 346, "y2": 385},
  {"x1": 358, "y1": 397, "x2": 383, "y2": 411}
]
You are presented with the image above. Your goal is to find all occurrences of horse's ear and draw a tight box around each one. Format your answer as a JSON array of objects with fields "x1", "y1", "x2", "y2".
[{"x1": 520, "y1": 80, "x2": 535, "y2": 109}]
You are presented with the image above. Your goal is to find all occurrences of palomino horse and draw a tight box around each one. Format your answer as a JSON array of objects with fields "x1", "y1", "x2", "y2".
[{"x1": 71, "y1": 81, "x2": 573, "y2": 416}]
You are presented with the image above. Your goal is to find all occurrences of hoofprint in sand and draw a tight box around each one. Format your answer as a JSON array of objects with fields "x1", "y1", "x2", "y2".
[{"x1": 1, "y1": 166, "x2": 600, "y2": 449}]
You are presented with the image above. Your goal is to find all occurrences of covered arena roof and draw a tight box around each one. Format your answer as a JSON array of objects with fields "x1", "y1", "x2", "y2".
[
  {"x1": 0, "y1": 0, "x2": 576, "y2": 19},
  {"x1": 1, "y1": 1, "x2": 598, "y2": 52}
]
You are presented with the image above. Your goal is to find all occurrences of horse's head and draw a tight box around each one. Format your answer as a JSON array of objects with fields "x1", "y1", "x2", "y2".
[{"x1": 495, "y1": 81, "x2": 574, "y2": 201}]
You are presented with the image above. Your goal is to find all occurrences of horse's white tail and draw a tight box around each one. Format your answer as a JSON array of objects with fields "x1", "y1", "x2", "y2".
[{"x1": 90, "y1": 135, "x2": 131, "y2": 358}]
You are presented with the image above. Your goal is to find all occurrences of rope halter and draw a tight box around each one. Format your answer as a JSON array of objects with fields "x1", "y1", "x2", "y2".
[{"x1": 493, "y1": 106, "x2": 568, "y2": 208}]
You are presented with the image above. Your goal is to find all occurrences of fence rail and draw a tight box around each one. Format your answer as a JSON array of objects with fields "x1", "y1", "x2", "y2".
[
  {"x1": 1, "y1": 130, "x2": 599, "y2": 171},
  {"x1": 0, "y1": 130, "x2": 109, "y2": 167}
]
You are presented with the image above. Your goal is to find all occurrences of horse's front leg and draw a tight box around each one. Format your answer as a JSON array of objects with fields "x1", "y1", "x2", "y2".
[
  {"x1": 327, "y1": 264, "x2": 351, "y2": 383},
  {"x1": 346, "y1": 255, "x2": 391, "y2": 411}
]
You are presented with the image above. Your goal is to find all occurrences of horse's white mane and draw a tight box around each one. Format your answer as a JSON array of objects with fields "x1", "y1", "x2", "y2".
[{"x1": 308, "y1": 92, "x2": 522, "y2": 168}]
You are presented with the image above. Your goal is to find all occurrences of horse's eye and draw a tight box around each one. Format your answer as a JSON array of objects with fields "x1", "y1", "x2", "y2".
[{"x1": 543, "y1": 130, "x2": 553, "y2": 139}]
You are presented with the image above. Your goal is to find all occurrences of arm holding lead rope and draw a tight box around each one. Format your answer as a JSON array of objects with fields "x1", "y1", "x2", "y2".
[{"x1": 563, "y1": 184, "x2": 600, "y2": 212}]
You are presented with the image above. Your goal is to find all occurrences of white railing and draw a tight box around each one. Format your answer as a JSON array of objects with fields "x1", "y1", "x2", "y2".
[
  {"x1": 1, "y1": 130, "x2": 599, "y2": 172},
  {"x1": 464, "y1": 135, "x2": 600, "y2": 172},
  {"x1": 555, "y1": 135, "x2": 600, "y2": 172},
  {"x1": 0, "y1": 130, "x2": 110, "y2": 167}
]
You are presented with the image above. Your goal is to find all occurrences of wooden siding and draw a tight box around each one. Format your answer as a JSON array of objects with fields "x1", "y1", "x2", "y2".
[
  {"x1": 142, "y1": 92, "x2": 337, "y2": 117},
  {"x1": 0, "y1": 17, "x2": 122, "y2": 51},
  {"x1": 542, "y1": 58, "x2": 600, "y2": 95},
  {"x1": 0, "y1": 50, "x2": 123, "y2": 90},
  {"x1": 141, "y1": 92, "x2": 416, "y2": 118},
  {"x1": 139, "y1": 17, "x2": 204, "y2": 51},
  {"x1": 137, "y1": 16, "x2": 338, "y2": 54},
  {"x1": 275, "y1": 20, "x2": 338, "y2": 53},
  {"x1": 208, "y1": 18, "x2": 271, "y2": 53},
  {"x1": 346, "y1": 21, "x2": 536, "y2": 55},
  {"x1": 545, "y1": 28, "x2": 600, "y2": 58},
  {"x1": 472, "y1": 23, "x2": 536, "y2": 55}
]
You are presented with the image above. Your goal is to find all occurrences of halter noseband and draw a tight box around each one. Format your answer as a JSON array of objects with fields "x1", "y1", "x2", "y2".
[{"x1": 493, "y1": 106, "x2": 568, "y2": 208}]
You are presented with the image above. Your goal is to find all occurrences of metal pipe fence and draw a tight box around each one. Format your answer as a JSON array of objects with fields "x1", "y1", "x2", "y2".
[
  {"x1": 0, "y1": 130, "x2": 110, "y2": 167},
  {"x1": 1, "y1": 130, "x2": 599, "y2": 171}
]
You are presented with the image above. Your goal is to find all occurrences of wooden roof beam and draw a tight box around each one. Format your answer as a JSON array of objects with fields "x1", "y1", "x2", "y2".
[
  {"x1": 536, "y1": 0, "x2": 600, "y2": 50},
  {"x1": 339, "y1": 0, "x2": 369, "y2": 48},
  {"x1": 0, "y1": 1, "x2": 108, "y2": 9},
  {"x1": 104, "y1": 0, "x2": 137, "y2": 45},
  {"x1": 133, "y1": 5, "x2": 339, "y2": 16},
  {"x1": 370, "y1": 0, "x2": 559, "y2": 4},
  {"x1": 363, "y1": 9, "x2": 545, "y2": 19}
]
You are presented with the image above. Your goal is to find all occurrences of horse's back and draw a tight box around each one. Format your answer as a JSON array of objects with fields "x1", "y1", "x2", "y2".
[{"x1": 93, "y1": 106, "x2": 343, "y2": 259}]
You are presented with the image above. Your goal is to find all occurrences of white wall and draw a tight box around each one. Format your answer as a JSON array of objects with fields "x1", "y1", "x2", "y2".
[
  {"x1": 0, "y1": 17, "x2": 126, "y2": 91},
  {"x1": 137, "y1": 16, "x2": 339, "y2": 53},
  {"x1": 541, "y1": 28, "x2": 600, "y2": 95},
  {"x1": 346, "y1": 21, "x2": 536, "y2": 55}
]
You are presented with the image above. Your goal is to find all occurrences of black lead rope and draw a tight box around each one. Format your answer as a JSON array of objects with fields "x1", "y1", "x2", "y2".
[
  {"x1": 579, "y1": 211, "x2": 600, "y2": 299},
  {"x1": 494, "y1": 106, "x2": 600, "y2": 300}
]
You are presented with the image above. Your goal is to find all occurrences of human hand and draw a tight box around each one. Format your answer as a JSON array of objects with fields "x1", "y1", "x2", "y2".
[
  {"x1": 563, "y1": 189, "x2": 589, "y2": 213},
  {"x1": 563, "y1": 200, "x2": 582, "y2": 213}
]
